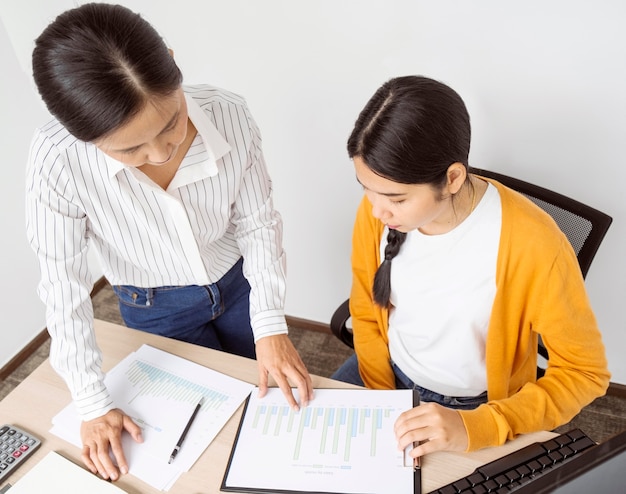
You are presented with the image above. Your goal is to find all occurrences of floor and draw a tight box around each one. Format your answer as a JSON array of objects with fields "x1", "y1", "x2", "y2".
[{"x1": 2, "y1": 283, "x2": 626, "y2": 444}]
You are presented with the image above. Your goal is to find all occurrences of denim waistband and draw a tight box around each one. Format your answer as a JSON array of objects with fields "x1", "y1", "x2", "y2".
[{"x1": 392, "y1": 362, "x2": 488, "y2": 410}]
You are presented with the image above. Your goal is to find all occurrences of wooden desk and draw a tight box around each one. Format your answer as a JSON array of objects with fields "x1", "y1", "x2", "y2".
[{"x1": 0, "y1": 320, "x2": 554, "y2": 493}]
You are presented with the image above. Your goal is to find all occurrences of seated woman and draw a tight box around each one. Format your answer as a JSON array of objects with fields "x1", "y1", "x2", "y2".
[{"x1": 332, "y1": 75, "x2": 610, "y2": 461}]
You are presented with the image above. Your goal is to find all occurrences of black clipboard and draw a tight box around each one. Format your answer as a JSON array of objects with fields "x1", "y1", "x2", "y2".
[{"x1": 221, "y1": 388, "x2": 421, "y2": 494}]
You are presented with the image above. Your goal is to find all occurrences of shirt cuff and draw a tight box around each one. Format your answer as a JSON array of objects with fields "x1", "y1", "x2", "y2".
[
  {"x1": 73, "y1": 383, "x2": 116, "y2": 422},
  {"x1": 251, "y1": 310, "x2": 289, "y2": 342}
]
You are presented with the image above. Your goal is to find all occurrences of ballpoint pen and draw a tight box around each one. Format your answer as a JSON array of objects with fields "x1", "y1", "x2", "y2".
[
  {"x1": 414, "y1": 444, "x2": 421, "y2": 470},
  {"x1": 413, "y1": 390, "x2": 421, "y2": 471},
  {"x1": 414, "y1": 447, "x2": 422, "y2": 494},
  {"x1": 169, "y1": 396, "x2": 204, "y2": 464}
]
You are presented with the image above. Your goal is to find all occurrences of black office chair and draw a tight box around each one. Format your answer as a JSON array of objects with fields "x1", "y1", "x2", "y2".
[{"x1": 330, "y1": 168, "x2": 612, "y2": 375}]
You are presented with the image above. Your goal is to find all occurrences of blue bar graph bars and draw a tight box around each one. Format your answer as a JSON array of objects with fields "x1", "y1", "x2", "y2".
[
  {"x1": 125, "y1": 359, "x2": 228, "y2": 410},
  {"x1": 251, "y1": 404, "x2": 393, "y2": 462}
]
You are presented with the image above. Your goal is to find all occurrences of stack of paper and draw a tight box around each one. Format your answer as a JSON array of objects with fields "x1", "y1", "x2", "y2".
[
  {"x1": 50, "y1": 345, "x2": 254, "y2": 490},
  {"x1": 7, "y1": 451, "x2": 126, "y2": 493}
]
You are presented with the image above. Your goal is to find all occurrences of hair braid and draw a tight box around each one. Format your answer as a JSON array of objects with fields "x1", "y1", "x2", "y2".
[{"x1": 372, "y1": 229, "x2": 407, "y2": 307}]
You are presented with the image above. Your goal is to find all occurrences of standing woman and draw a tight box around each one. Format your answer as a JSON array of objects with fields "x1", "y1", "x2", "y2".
[
  {"x1": 332, "y1": 76, "x2": 609, "y2": 461},
  {"x1": 27, "y1": 2, "x2": 312, "y2": 481}
]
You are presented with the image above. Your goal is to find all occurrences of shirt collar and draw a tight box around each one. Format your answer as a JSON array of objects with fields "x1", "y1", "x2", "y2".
[
  {"x1": 184, "y1": 91, "x2": 231, "y2": 164},
  {"x1": 103, "y1": 90, "x2": 232, "y2": 178}
]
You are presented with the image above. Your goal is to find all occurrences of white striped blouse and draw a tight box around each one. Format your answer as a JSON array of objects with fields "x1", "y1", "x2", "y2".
[{"x1": 26, "y1": 85, "x2": 288, "y2": 420}]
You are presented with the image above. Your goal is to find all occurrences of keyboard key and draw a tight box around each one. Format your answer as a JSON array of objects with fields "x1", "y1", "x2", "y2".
[
  {"x1": 537, "y1": 455, "x2": 553, "y2": 469},
  {"x1": 467, "y1": 472, "x2": 486, "y2": 486},
  {"x1": 470, "y1": 485, "x2": 488, "y2": 493},
  {"x1": 484, "y1": 478, "x2": 499, "y2": 490},
  {"x1": 568, "y1": 429, "x2": 587, "y2": 441},
  {"x1": 505, "y1": 469, "x2": 521, "y2": 482},
  {"x1": 548, "y1": 450, "x2": 564, "y2": 463},
  {"x1": 571, "y1": 436, "x2": 595, "y2": 452},
  {"x1": 453, "y1": 477, "x2": 471, "y2": 491},
  {"x1": 543, "y1": 439, "x2": 560, "y2": 452}
]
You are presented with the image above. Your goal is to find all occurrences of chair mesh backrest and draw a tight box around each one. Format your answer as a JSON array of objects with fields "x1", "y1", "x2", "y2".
[
  {"x1": 471, "y1": 168, "x2": 612, "y2": 279},
  {"x1": 521, "y1": 194, "x2": 591, "y2": 256}
]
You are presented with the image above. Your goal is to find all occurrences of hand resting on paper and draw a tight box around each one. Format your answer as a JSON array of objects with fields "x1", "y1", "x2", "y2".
[
  {"x1": 394, "y1": 401, "x2": 468, "y2": 460},
  {"x1": 255, "y1": 334, "x2": 314, "y2": 411},
  {"x1": 80, "y1": 408, "x2": 143, "y2": 481}
]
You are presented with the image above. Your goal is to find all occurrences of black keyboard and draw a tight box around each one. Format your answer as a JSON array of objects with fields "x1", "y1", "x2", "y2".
[{"x1": 431, "y1": 428, "x2": 596, "y2": 493}]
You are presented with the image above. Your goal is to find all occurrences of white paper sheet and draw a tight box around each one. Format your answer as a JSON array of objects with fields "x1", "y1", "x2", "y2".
[
  {"x1": 223, "y1": 388, "x2": 416, "y2": 494},
  {"x1": 7, "y1": 451, "x2": 127, "y2": 493},
  {"x1": 51, "y1": 345, "x2": 254, "y2": 491}
]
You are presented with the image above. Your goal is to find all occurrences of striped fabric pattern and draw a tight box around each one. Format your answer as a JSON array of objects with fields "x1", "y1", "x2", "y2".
[{"x1": 26, "y1": 85, "x2": 287, "y2": 420}]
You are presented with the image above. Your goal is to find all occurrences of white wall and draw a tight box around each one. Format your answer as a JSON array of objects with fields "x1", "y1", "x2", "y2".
[
  {"x1": 2, "y1": 0, "x2": 625, "y2": 383},
  {"x1": 0, "y1": 15, "x2": 48, "y2": 364}
]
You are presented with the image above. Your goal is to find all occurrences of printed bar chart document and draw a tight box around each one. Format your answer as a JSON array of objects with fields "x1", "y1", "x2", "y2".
[
  {"x1": 50, "y1": 344, "x2": 254, "y2": 491},
  {"x1": 222, "y1": 388, "x2": 421, "y2": 494}
]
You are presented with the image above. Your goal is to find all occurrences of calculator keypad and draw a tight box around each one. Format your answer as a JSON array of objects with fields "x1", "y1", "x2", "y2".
[{"x1": 0, "y1": 425, "x2": 42, "y2": 482}]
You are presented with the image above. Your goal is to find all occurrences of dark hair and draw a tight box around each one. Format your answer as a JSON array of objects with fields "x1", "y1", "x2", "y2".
[
  {"x1": 32, "y1": 2, "x2": 183, "y2": 142},
  {"x1": 347, "y1": 75, "x2": 472, "y2": 308}
]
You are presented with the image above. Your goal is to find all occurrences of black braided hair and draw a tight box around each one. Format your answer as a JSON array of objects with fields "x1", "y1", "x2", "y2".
[{"x1": 373, "y1": 229, "x2": 407, "y2": 308}]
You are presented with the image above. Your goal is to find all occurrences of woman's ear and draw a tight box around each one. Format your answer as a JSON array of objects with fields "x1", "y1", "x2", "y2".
[
  {"x1": 446, "y1": 163, "x2": 467, "y2": 194},
  {"x1": 168, "y1": 48, "x2": 174, "y2": 57}
]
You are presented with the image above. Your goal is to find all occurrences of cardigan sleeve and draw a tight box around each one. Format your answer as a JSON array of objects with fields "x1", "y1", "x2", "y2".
[
  {"x1": 350, "y1": 197, "x2": 396, "y2": 389},
  {"x1": 459, "y1": 183, "x2": 610, "y2": 451}
]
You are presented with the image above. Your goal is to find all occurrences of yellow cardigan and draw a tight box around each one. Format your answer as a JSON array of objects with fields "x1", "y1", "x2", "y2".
[{"x1": 349, "y1": 178, "x2": 610, "y2": 451}]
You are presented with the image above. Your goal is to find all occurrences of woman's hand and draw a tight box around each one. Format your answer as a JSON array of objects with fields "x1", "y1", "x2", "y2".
[
  {"x1": 80, "y1": 409, "x2": 143, "y2": 481},
  {"x1": 394, "y1": 402, "x2": 468, "y2": 460},
  {"x1": 255, "y1": 334, "x2": 314, "y2": 411}
]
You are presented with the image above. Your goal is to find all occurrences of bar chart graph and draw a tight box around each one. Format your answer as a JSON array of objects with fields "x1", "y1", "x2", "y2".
[
  {"x1": 126, "y1": 358, "x2": 229, "y2": 411},
  {"x1": 250, "y1": 403, "x2": 393, "y2": 461},
  {"x1": 224, "y1": 388, "x2": 415, "y2": 493}
]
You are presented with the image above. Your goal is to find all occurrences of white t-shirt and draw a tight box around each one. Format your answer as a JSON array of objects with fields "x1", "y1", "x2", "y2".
[{"x1": 386, "y1": 183, "x2": 501, "y2": 397}]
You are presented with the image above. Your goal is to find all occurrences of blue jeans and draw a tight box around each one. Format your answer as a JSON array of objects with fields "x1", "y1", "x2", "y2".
[
  {"x1": 112, "y1": 258, "x2": 255, "y2": 359},
  {"x1": 331, "y1": 354, "x2": 487, "y2": 410}
]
